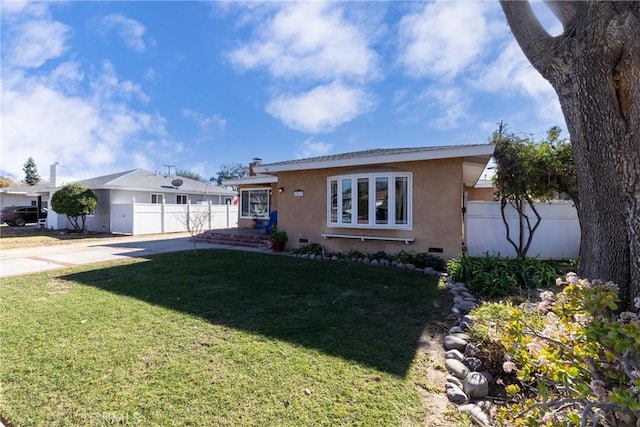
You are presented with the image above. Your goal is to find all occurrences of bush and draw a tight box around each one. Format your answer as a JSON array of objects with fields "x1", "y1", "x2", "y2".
[
  {"x1": 446, "y1": 253, "x2": 558, "y2": 298},
  {"x1": 51, "y1": 183, "x2": 98, "y2": 233},
  {"x1": 490, "y1": 274, "x2": 640, "y2": 426},
  {"x1": 293, "y1": 243, "x2": 323, "y2": 256}
]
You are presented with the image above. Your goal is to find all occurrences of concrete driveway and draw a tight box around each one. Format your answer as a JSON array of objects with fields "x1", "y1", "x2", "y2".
[{"x1": 0, "y1": 232, "x2": 266, "y2": 278}]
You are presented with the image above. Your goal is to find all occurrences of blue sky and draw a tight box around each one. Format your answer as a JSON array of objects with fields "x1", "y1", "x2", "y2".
[{"x1": 1, "y1": 1, "x2": 564, "y2": 184}]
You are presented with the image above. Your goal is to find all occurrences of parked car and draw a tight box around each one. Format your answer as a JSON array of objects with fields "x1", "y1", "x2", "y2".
[{"x1": 1, "y1": 206, "x2": 48, "y2": 227}]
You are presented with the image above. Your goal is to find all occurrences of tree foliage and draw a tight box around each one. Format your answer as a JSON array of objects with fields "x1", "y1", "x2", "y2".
[
  {"x1": 0, "y1": 176, "x2": 16, "y2": 188},
  {"x1": 499, "y1": 0, "x2": 640, "y2": 308},
  {"x1": 176, "y1": 169, "x2": 205, "y2": 182},
  {"x1": 51, "y1": 183, "x2": 98, "y2": 233},
  {"x1": 492, "y1": 125, "x2": 577, "y2": 258},
  {"x1": 23, "y1": 157, "x2": 41, "y2": 185},
  {"x1": 211, "y1": 163, "x2": 249, "y2": 190}
]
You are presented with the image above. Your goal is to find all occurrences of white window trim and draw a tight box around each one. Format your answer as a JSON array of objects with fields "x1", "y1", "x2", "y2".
[
  {"x1": 176, "y1": 194, "x2": 188, "y2": 205},
  {"x1": 240, "y1": 187, "x2": 271, "y2": 219},
  {"x1": 150, "y1": 193, "x2": 164, "y2": 204},
  {"x1": 327, "y1": 172, "x2": 412, "y2": 230}
]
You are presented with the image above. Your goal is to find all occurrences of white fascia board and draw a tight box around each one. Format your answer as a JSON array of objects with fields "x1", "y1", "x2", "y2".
[
  {"x1": 254, "y1": 144, "x2": 495, "y2": 173},
  {"x1": 222, "y1": 175, "x2": 278, "y2": 185}
]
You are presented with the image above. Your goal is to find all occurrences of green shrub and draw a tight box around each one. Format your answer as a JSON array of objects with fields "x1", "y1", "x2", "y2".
[
  {"x1": 412, "y1": 253, "x2": 446, "y2": 271},
  {"x1": 294, "y1": 243, "x2": 323, "y2": 256},
  {"x1": 446, "y1": 253, "x2": 558, "y2": 298},
  {"x1": 494, "y1": 275, "x2": 640, "y2": 426}
]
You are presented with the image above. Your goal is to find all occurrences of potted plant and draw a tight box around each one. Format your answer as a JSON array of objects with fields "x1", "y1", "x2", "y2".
[{"x1": 270, "y1": 228, "x2": 288, "y2": 252}]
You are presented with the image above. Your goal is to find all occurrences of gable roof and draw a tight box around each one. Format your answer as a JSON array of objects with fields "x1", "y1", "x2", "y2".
[
  {"x1": 0, "y1": 183, "x2": 51, "y2": 196},
  {"x1": 75, "y1": 169, "x2": 236, "y2": 195},
  {"x1": 253, "y1": 143, "x2": 495, "y2": 185}
]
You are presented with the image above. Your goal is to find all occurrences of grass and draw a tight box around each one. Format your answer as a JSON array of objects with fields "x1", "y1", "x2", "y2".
[
  {"x1": 1, "y1": 250, "x2": 447, "y2": 426},
  {"x1": 0, "y1": 226, "x2": 121, "y2": 249}
]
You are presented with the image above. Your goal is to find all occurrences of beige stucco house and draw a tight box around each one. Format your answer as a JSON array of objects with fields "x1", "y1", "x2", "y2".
[{"x1": 225, "y1": 144, "x2": 495, "y2": 260}]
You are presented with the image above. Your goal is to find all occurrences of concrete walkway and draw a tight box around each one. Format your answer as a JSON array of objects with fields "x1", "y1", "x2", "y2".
[{"x1": 0, "y1": 232, "x2": 269, "y2": 278}]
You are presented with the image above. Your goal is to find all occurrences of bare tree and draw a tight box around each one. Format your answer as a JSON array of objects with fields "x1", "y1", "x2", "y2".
[
  {"x1": 499, "y1": 1, "x2": 640, "y2": 307},
  {"x1": 175, "y1": 203, "x2": 211, "y2": 255}
]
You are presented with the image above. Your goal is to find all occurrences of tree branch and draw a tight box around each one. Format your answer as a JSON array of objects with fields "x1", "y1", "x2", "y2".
[
  {"x1": 499, "y1": 0, "x2": 556, "y2": 74},
  {"x1": 543, "y1": 1, "x2": 578, "y2": 29}
]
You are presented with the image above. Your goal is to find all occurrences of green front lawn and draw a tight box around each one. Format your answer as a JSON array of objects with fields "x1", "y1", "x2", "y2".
[{"x1": 1, "y1": 250, "x2": 445, "y2": 426}]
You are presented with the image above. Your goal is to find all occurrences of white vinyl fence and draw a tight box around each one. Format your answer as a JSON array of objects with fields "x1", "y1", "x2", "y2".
[
  {"x1": 465, "y1": 201, "x2": 580, "y2": 260},
  {"x1": 110, "y1": 201, "x2": 238, "y2": 235}
]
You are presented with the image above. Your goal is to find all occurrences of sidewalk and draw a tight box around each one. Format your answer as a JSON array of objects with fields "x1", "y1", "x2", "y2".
[{"x1": 0, "y1": 232, "x2": 268, "y2": 278}]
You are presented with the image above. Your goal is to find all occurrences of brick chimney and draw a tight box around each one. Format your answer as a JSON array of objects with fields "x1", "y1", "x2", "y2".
[{"x1": 248, "y1": 157, "x2": 262, "y2": 177}]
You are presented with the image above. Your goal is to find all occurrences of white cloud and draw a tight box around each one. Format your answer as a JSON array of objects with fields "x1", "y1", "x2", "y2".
[
  {"x1": 1, "y1": 70, "x2": 164, "y2": 178},
  {"x1": 228, "y1": 2, "x2": 379, "y2": 83},
  {"x1": 424, "y1": 86, "x2": 471, "y2": 130},
  {"x1": 393, "y1": 85, "x2": 470, "y2": 130},
  {"x1": 90, "y1": 60, "x2": 150, "y2": 103},
  {"x1": 4, "y1": 19, "x2": 71, "y2": 68},
  {"x1": 473, "y1": 40, "x2": 562, "y2": 122},
  {"x1": 182, "y1": 109, "x2": 227, "y2": 132},
  {"x1": 295, "y1": 138, "x2": 334, "y2": 160},
  {"x1": 95, "y1": 13, "x2": 147, "y2": 53},
  {"x1": 266, "y1": 81, "x2": 375, "y2": 134},
  {"x1": 397, "y1": 2, "x2": 493, "y2": 79},
  {"x1": 1, "y1": 1, "x2": 29, "y2": 15}
]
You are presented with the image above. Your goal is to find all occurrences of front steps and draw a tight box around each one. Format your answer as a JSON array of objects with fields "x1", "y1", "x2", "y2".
[{"x1": 195, "y1": 229, "x2": 272, "y2": 250}]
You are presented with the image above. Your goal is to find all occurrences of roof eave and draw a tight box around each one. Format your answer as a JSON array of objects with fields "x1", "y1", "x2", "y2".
[
  {"x1": 222, "y1": 175, "x2": 278, "y2": 185},
  {"x1": 254, "y1": 144, "x2": 495, "y2": 174}
]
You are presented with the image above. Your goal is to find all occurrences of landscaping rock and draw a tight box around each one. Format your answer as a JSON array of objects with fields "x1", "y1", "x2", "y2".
[
  {"x1": 479, "y1": 371, "x2": 494, "y2": 384},
  {"x1": 451, "y1": 332, "x2": 471, "y2": 341},
  {"x1": 463, "y1": 372, "x2": 489, "y2": 399},
  {"x1": 458, "y1": 403, "x2": 491, "y2": 427},
  {"x1": 463, "y1": 357, "x2": 485, "y2": 372},
  {"x1": 444, "y1": 349, "x2": 465, "y2": 361},
  {"x1": 449, "y1": 325, "x2": 464, "y2": 334},
  {"x1": 445, "y1": 375, "x2": 464, "y2": 389},
  {"x1": 446, "y1": 383, "x2": 469, "y2": 404},
  {"x1": 462, "y1": 314, "x2": 474, "y2": 326},
  {"x1": 443, "y1": 335, "x2": 468, "y2": 352},
  {"x1": 445, "y1": 359, "x2": 470, "y2": 380},
  {"x1": 457, "y1": 301, "x2": 478, "y2": 312},
  {"x1": 464, "y1": 343, "x2": 479, "y2": 358}
]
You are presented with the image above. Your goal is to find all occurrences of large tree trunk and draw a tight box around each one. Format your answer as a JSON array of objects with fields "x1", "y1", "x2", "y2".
[{"x1": 500, "y1": 1, "x2": 640, "y2": 308}]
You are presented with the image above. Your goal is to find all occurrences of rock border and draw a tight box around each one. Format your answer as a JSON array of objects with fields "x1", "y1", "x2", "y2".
[{"x1": 443, "y1": 279, "x2": 496, "y2": 426}]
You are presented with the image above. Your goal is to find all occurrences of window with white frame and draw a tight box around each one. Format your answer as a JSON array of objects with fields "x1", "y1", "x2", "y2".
[
  {"x1": 240, "y1": 188, "x2": 270, "y2": 219},
  {"x1": 151, "y1": 193, "x2": 164, "y2": 204},
  {"x1": 176, "y1": 194, "x2": 188, "y2": 204},
  {"x1": 328, "y1": 172, "x2": 412, "y2": 229}
]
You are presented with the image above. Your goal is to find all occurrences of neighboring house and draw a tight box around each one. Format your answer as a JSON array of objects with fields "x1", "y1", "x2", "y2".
[
  {"x1": 0, "y1": 183, "x2": 51, "y2": 209},
  {"x1": 227, "y1": 144, "x2": 495, "y2": 260},
  {"x1": 466, "y1": 179, "x2": 496, "y2": 201},
  {"x1": 2, "y1": 169, "x2": 237, "y2": 233},
  {"x1": 65, "y1": 169, "x2": 236, "y2": 233}
]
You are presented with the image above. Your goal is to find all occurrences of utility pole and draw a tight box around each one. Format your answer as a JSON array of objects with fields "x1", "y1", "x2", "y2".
[{"x1": 163, "y1": 164, "x2": 175, "y2": 176}]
